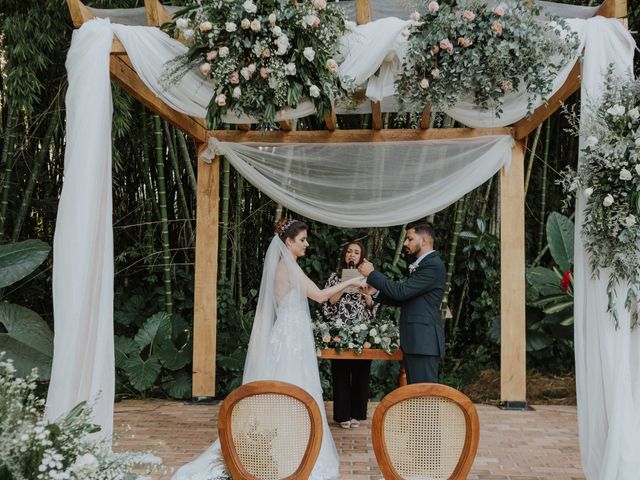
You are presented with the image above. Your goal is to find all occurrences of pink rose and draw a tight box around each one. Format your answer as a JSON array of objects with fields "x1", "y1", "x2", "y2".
[
  {"x1": 262, "y1": 48, "x2": 271, "y2": 58},
  {"x1": 312, "y1": 16, "x2": 321, "y2": 28},
  {"x1": 322, "y1": 335, "x2": 331, "y2": 343},
  {"x1": 428, "y1": 1, "x2": 439, "y2": 13},
  {"x1": 199, "y1": 63, "x2": 211, "y2": 76},
  {"x1": 463, "y1": 10, "x2": 475, "y2": 21},
  {"x1": 431, "y1": 45, "x2": 440, "y2": 55},
  {"x1": 457, "y1": 37, "x2": 473, "y2": 48},
  {"x1": 492, "y1": 21, "x2": 503, "y2": 35},
  {"x1": 260, "y1": 67, "x2": 269, "y2": 79},
  {"x1": 215, "y1": 94, "x2": 226, "y2": 107},
  {"x1": 250, "y1": 19, "x2": 261, "y2": 31},
  {"x1": 247, "y1": 63, "x2": 257, "y2": 74},
  {"x1": 494, "y1": 5, "x2": 505, "y2": 16},
  {"x1": 241, "y1": 18, "x2": 251, "y2": 29},
  {"x1": 439, "y1": 38, "x2": 453, "y2": 54},
  {"x1": 230, "y1": 72, "x2": 240, "y2": 84},
  {"x1": 206, "y1": 50, "x2": 217, "y2": 61},
  {"x1": 420, "y1": 78, "x2": 429, "y2": 89},
  {"x1": 410, "y1": 11, "x2": 421, "y2": 21},
  {"x1": 333, "y1": 336, "x2": 340, "y2": 342},
  {"x1": 431, "y1": 68, "x2": 440, "y2": 80},
  {"x1": 363, "y1": 341, "x2": 372, "y2": 349},
  {"x1": 501, "y1": 80, "x2": 513, "y2": 92},
  {"x1": 314, "y1": 0, "x2": 327, "y2": 9}
]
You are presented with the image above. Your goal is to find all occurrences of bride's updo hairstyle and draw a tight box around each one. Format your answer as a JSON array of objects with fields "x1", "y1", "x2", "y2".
[{"x1": 275, "y1": 218, "x2": 308, "y2": 243}]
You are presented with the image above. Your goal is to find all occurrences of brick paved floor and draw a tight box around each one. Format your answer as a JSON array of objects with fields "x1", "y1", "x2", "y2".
[{"x1": 114, "y1": 400, "x2": 584, "y2": 480}]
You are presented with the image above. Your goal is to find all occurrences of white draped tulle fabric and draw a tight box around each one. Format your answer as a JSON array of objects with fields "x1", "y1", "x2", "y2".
[
  {"x1": 572, "y1": 17, "x2": 639, "y2": 480},
  {"x1": 45, "y1": 19, "x2": 115, "y2": 439},
  {"x1": 206, "y1": 136, "x2": 514, "y2": 227}
]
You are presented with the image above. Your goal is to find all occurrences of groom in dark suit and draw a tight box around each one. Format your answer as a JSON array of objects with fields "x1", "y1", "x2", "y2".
[{"x1": 358, "y1": 222, "x2": 446, "y2": 383}]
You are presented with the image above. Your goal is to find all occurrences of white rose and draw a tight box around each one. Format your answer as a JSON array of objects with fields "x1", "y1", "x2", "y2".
[
  {"x1": 182, "y1": 29, "x2": 194, "y2": 40},
  {"x1": 584, "y1": 136, "x2": 598, "y2": 148},
  {"x1": 272, "y1": 25, "x2": 283, "y2": 37},
  {"x1": 628, "y1": 107, "x2": 640, "y2": 120},
  {"x1": 603, "y1": 194, "x2": 614, "y2": 207},
  {"x1": 247, "y1": 63, "x2": 257, "y2": 74},
  {"x1": 241, "y1": 18, "x2": 251, "y2": 29},
  {"x1": 198, "y1": 63, "x2": 211, "y2": 76},
  {"x1": 584, "y1": 187, "x2": 593, "y2": 198},
  {"x1": 635, "y1": 164, "x2": 640, "y2": 175},
  {"x1": 635, "y1": 137, "x2": 640, "y2": 148},
  {"x1": 225, "y1": 22, "x2": 237, "y2": 32},
  {"x1": 175, "y1": 18, "x2": 189, "y2": 30},
  {"x1": 380, "y1": 324, "x2": 388, "y2": 332},
  {"x1": 276, "y1": 35, "x2": 290, "y2": 55},
  {"x1": 348, "y1": 342, "x2": 355, "y2": 349},
  {"x1": 344, "y1": 20, "x2": 357, "y2": 31},
  {"x1": 326, "y1": 59, "x2": 338, "y2": 72},
  {"x1": 304, "y1": 14, "x2": 319, "y2": 27},
  {"x1": 242, "y1": 0, "x2": 257, "y2": 13},
  {"x1": 374, "y1": 336, "x2": 381, "y2": 344},
  {"x1": 232, "y1": 87, "x2": 242, "y2": 99},
  {"x1": 620, "y1": 168, "x2": 632, "y2": 181},
  {"x1": 250, "y1": 19, "x2": 261, "y2": 31},
  {"x1": 606, "y1": 104, "x2": 625, "y2": 116},
  {"x1": 303, "y1": 47, "x2": 315, "y2": 62},
  {"x1": 624, "y1": 215, "x2": 637, "y2": 227},
  {"x1": 369, "y1": 328, "x2": 378, "y2": 337},
  {"x1": 215, "y1": 94, "x2": 227, "y2": 107},
  {"x1": 240, "y1": 67, "x2": 250, "y2": 80},
  {"x1": 219, "y1": 46, "x2": 229, "y2": 58},
  {"x1": 268, "y1": 76, "x2": 280, "y2": 89},
  {"x1": 269, "y1": 13, "x2": 277, "y2": 25},
  {"x1": 284, "y1": 63, "x2": 297, "y2": 76},
  {"x1": 200, "y1": 21, "x2": 213, "y2": 32},
  {"x1": 420, "y1": 78, "x2": 429, "y2": 89},
  {"x1": 309, "y1": 85, "x2": 321, "y2": 97}
]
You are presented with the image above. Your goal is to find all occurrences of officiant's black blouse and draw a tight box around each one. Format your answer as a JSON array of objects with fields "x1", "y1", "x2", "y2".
[{"x1": 322, "y1": 272, "x2": 378, "y2": 324}]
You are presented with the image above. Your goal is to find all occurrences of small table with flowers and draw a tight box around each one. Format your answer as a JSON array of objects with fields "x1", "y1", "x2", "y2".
[{"x1": 319, "y1": 348, "x2": 406, "y2": 386}]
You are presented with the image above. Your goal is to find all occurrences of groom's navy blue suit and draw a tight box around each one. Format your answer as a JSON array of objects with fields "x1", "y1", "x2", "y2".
[{"x1": 367, "y1": 251, "x2": 446, "y2": 383}]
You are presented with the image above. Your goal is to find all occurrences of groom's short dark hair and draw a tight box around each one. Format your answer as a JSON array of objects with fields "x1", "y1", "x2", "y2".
[{"x1": 407, "y1": 221, "x2": 435, "y2": 243}]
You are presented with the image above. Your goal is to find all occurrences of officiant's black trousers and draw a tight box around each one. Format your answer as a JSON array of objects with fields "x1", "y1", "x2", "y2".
[{"x1": 331, "y1": 359, "x2": 371, "y2": 422}]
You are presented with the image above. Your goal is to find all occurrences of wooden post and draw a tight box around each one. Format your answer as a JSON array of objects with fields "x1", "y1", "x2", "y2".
[
  {"x1": 192, "y1": 143, "x2": 220, "y2": 398},
  {"x1": 499, "y1": 139, "x2": 527, "y2": 407}
]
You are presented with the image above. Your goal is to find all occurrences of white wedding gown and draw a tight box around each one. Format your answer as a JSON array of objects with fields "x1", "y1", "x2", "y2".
[{"x1": 173, "y1": 237, "x2": 340, "y2": 480}]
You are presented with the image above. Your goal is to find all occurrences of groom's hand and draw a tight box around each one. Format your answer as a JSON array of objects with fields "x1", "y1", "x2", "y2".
[
  {"x1": 358, "y1": 259, "x2": 375, "y2": 277},
  {"x1": 358, "y1": 284, "x2": 378, "y2": 296}
]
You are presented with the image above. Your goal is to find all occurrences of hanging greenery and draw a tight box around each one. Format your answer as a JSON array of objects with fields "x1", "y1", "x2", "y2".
[
  {"x1": 395, "y1": 0, "x2": 579, "y2": 116},
  {"x1": 163, "y1": 0, "x2": 351, "y2": 129}
]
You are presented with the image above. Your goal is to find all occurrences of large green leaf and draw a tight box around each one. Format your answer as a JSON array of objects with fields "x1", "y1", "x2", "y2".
[
  {"x1": 0, "y1": 239, "x2": 50, "y2": 289},
  {"x1": 526, "y1": 267, "x2": 563, "y2": 297},
  {"x1": 546, "y1": 213, "x2": 574, "y2": 272},
  {"x1": 158, "y1": 342, "x2": 191, "y2": 370},
  {"x1": 162, "y1": 371, "x2": 192, "y2": 399},
  {"x1": 0, "y1": 303, "x2": 53, "y2": 378},
  {"x1": 133, "y1": 312, "x2": 172, "y2": 351},
  {"x1": 122, "y1": 354, "x2": 161, "y2": 392},
  {"x1": 114, "y1": 335, "x2": 139, "y2": 367}
]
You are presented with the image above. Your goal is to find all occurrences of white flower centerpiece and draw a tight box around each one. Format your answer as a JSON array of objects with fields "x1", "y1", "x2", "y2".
[
  {"x1": 0, "y1": 353, "x2": 159, "y2": 480},
  {"x1": 395, "y1": 0, "x2": 578, "y2": 117},
  {"x1": 560, "y1": 71, "x2": 640, "y2": 327},
  {"x1": 312, "y1": 313, "x2": 400, "y2": 356},
  {"x1": 164, "y1": 0, "x2": 349, "y2": 129}
]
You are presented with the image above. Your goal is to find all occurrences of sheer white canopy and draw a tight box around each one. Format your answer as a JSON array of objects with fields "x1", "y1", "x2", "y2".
[{"x1": 46, "y1": 10, "x2": 639, "y2": 480}]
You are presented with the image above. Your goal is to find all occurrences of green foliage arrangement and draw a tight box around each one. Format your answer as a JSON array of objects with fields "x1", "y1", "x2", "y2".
[
  {"x1": 163, "y1": 0, "x2": 350, "y2": 128},
  {"x1": 0, "y1": 353, "x2": 159, "y2": 480},
  {"x1": 0, "y1": 240, "x2": 53, "y2": 378},
  {"x1": 561, "y1": 72, "x2": 640, "y2": 327},
  {"x1": 395, "y1": 0, "x2": 578, "y2": 116}
]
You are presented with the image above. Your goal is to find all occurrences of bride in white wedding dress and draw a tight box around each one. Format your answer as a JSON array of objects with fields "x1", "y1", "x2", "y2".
[{"x1": 173, "y1": 219, "x2": 364, "y2": 480}]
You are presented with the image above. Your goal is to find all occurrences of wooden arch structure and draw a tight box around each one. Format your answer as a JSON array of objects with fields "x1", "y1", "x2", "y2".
[{"x1": 66, "y1": 0, "x2": 627, "y2": 406}]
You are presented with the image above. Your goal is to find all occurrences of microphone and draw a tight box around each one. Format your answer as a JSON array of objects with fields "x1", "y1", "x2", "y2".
[{"x1": 348, "y1": 261, "x2": 355, "y2": 269}]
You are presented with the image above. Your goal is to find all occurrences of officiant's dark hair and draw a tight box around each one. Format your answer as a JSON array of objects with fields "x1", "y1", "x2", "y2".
[
  {"x1": 407, "y1": 221, "x2": 436, "y2": 243},
  {"x1": 275, "y1": 218, "x2": 308, "y2": 242},
  {"x1": 339, "y1": 240, "x2": 367, "y2": 270}
]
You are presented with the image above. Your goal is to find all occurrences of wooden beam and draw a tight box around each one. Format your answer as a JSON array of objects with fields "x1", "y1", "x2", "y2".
[
  {"x1": 371, "y1": 101, "x2": 382, "y2": 130},
  {"x1": 420, "y1": 106, "x2": 431, "y2": 129},
  {"x1": 500, "y1": 140, "x2": 526, "y2": 405},
  {"x1": 144, "y1": 0, "x2": 174, "y2": 27},
  {"x1": 209, "y1": 127, "x2": 512, "y2": 143},
  {"x1": 324, "y1": 110, "x2": 337, "y2": 131},
  {"x1": 66, "y1": 0, "x2": 95, "y2": 28},
  {"x1": 192, "y1": 144, "x2": 220, "y2": 398},
  {"x1": 109, "y1": 55, "x2": 207, "y2": 143},
  {"x1": 513, "y1": 61, "x2": 580, "y2": 140}
]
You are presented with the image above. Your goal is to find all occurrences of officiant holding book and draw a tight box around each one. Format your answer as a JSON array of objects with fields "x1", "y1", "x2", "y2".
[
  {"x1": 322, "y1": 240, "x2": 378, "y2": 429},
  {"x1": 358, "y1": 222, "x2": 446, "y2": 384}
]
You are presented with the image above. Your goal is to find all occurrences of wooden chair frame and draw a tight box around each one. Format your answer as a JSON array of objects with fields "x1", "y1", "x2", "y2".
[
  {"x1": 371, "y1": 383, "x2": 480, "y2": 480},
  {"x1": 218, "y1": 380, "x2": 323, "y2": 480}
]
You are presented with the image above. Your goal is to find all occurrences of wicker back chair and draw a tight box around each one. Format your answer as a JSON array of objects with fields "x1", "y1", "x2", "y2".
[
  {"x1": 371, "y1": 383, "x2": 480, "y2": 480},
  {"x1": 218, "y1": 380, "x2": 323, "y2": 480}
]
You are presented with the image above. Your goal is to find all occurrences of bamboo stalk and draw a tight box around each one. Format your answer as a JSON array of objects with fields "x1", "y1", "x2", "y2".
[
  {"x1": 154, "y1": 115, "x2": 173, "y2": 316},
  {"x1": 441, "y1": 196, "x2": 466, "y2": 323},
  {"x1": 219, "y1": 157, "x2": 230, "y2": 280},
  {"x1": 537, "y1": 119, "x2": 551, "y2": 255},
  {"x1": 230, "y1": 173, "x2": 243, "y2": 298},
  {"x1": 0, "y1": 103, "x2": 17, "y2": 237},
  {"x1": 524, "y1": 124, "x2": 542, "y2": 197},
  {"x1": 176, "y1": 131, "x2": 198, "y2": 196}
]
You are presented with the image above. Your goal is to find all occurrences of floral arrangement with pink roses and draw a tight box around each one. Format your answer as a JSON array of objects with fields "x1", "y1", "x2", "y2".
[
  {"x1": 396, "y1": 0, "x2": 579, "y2": 117},
  {"x1": 163, "y1": 0, "x2": 350, "y2": 129}
]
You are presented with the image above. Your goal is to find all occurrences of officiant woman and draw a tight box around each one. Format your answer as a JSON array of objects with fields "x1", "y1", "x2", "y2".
[{"x1": 322, "y1": 240, "x2": 378, "y2": 429}]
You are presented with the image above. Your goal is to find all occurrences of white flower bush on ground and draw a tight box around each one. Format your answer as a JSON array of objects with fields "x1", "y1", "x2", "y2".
[
  {"x1": 163, "y1": 0, "x2": 350, "y2": 129},
  {"x1": 0, "y1": 353, "x2": 159, "y2": 480},
  {"x1": 560, "y1": 70, "x2": 640, "y2": 327}
]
